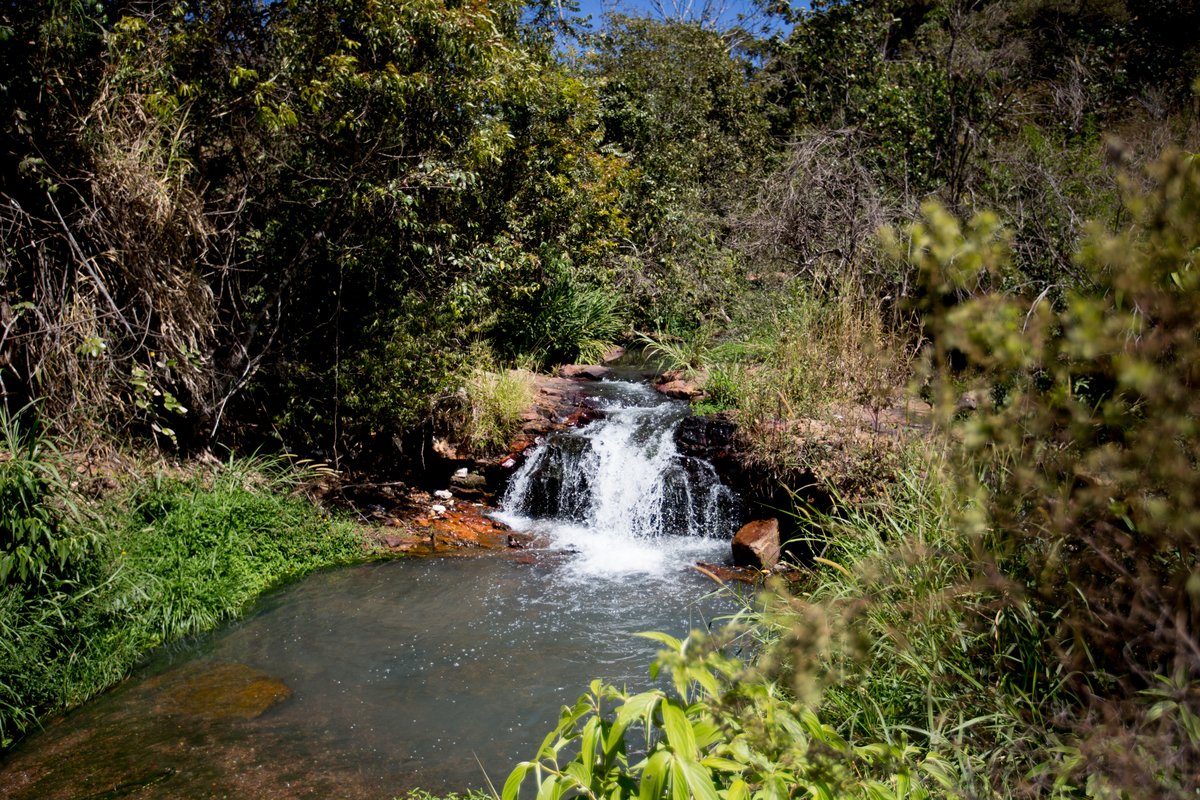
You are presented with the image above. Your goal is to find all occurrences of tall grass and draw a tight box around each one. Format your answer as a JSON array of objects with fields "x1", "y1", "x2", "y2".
[
  {"x1": 0, "y1": 452, "x2": 367, "y2": 749},
  {"x1": 454, "y1": 367, "x2": 536, "y2": 455}
]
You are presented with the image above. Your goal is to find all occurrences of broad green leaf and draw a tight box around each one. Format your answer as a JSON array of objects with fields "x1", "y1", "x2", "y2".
[
  {"x1": 723, "y1": 778, "x2": 750, "y2": 800},
  {"x1": 636, "y1": 631, "x2": 683, "y2": 651},
  {"x1": 699, "y1": 756, "x2": 746, "y2": 773},
  {"x1": 639, "y1": 749, "x2": 671, "y2": 800},
  {"x1": 581, "y1": 717, "x2": 600, "y2": 775},
  {"x1": 503, "y1": 763, "x2": 531, "y2": 800},
  {"x1": 661, "y1": 702, "x2": 697, "y2": 759},
  {"x1": 677, "y1": 757, "x2": 721, "y2": 800}
]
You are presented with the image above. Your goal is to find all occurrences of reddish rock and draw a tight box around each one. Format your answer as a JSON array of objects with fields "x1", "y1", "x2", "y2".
[
  {"x1": 559, "y1": 364, "x2": 613, "y2": 380},
  {"x1": 693, "y1": 562, "x2": 761, "y2": 585},
  {"x1": 656, "y1": 378, "x2": 703, "y2": 400},
  {"x1": 731, "y1": 518, "x2": 782, "y2": 570},
  {"x1": 152, "y1": 663, "x2": 291, "y2": 721},
  {"x1": 601, "y1": 345, "x2": 626, "y2": 363}
]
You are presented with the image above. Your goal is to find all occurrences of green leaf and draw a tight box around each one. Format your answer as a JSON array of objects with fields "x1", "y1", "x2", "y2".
[
  {"x1": 677, "y1": 758, "x2": 721, "y2": 800},
  {"x1": 639, "y1": 750, "x2": 671, "y2": 800},
  {"x1": 661, "y1": 702, "x2": 697, "y2": 759},
  {"x1": 503, "y1": 762, "x2": 531, "y2": 800},
  {"x1": 637, "y1": 631, "x2": 683, "y2": 651}
]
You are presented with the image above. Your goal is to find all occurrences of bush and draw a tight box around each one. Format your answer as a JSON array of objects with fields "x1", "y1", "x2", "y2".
[
  {"x1": 0, "y1": 407, "x2": 96, "y2": 591},
  {"x1": 897, "y1": 149, "x2": 1200, "y2": 793},
  {"x1": 494, "y1": 262, "x2": 625, "y2": 367}
]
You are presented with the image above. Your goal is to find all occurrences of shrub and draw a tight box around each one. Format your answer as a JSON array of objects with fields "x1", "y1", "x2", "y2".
[
  {"x1": 0, "y1": 407, "x2": 96, "y2": 592},
  {"x1": 897, "y1": 149, "x2": 1200, "y2": 793},
  {"x1": 494, "y1": 262, "x2": 625, "y2": 367}
]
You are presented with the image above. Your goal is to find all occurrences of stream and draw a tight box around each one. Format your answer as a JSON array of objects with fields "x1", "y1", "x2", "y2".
[{"x1": 0, "y1": 381, "x2": 744, "y2": 800}]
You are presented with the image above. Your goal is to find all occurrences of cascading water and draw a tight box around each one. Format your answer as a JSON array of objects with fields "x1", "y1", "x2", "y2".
[
  {"x1": 494, "y1": 380, "x2": 739, "y2": 577},
  {"x1": 0, "y1": 380, "x2": 746, "y2": 800}
]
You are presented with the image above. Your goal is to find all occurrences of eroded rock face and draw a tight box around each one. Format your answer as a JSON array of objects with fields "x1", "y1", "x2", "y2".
[
  {"x1": 731, "y1": 518, "x2": 781, "y2": 570},
  {"x1": 675, "y1": 414, "x2": 739, "y2": 459}
]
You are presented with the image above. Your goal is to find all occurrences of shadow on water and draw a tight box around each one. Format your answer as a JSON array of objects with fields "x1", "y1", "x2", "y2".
[{"x1": 0, "y1": 381, "x2": 744, "y2": 799}]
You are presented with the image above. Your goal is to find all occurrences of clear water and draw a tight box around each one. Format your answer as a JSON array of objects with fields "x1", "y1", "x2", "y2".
[{"x1": 0, "y1": 381, "x2": 743, "y2": 800}]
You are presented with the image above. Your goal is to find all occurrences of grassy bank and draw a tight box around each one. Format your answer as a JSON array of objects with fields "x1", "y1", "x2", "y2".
[
  {"x1": 0, "y1": 418, "x2": 371, "y2": 750},
  {"x1": 505, "y1": 154, "x2": 1200, "y2": 799}
]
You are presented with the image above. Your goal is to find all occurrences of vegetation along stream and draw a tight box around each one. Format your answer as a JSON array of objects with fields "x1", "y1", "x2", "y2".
[{"x1": 0, "y1": 381, "x2": 743, "y2": 800}]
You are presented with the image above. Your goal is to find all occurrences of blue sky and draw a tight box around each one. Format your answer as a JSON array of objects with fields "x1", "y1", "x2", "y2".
[{"x1": 567, "y1": 0, "x2": 790, "y2": 34}]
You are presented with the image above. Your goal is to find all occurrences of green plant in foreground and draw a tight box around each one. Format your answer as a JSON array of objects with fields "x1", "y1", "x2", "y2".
[{"x1": 504, "y1": 628, "x2": 953, "y2": 800}]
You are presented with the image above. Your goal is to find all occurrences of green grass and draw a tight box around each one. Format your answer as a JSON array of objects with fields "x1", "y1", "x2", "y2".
[
  {"x1": 0, "y1": 453, "x2": 369, "y2": 750},
  {"x1": 456, "y1": 367, "x2": 537, "y2": 455}
]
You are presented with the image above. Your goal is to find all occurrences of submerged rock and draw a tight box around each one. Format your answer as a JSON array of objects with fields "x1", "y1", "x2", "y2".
[
  {"x1": 731, "y1": 518, "x2": 781, "y2": 570},
  {"x1": 153, "y1": 662, "x2": 292, "y2": 721}
]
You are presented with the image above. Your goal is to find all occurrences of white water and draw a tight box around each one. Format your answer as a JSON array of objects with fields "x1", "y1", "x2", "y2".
[{"x1": 494, "y1": 380, "x2": 739, "y2": 579}]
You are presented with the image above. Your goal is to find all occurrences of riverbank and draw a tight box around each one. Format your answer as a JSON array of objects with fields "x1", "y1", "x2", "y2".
[{"x1": 0, "y1": 448, "x2": 374, "y2": 752}]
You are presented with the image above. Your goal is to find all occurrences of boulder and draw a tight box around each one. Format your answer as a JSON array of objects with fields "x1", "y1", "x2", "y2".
[
  {"x1": 731, "y1": 518, "x2": 781, "y2": 570},
  {"x1": 656, "y1": 379, "x2": 703, "y2": 400},
  {"x1": 450, "y1": 470, "x2": 489, "y2": 500},
  {"x1": 601, "y1": 345, "x2": 626, "y2": 364},
  {"x1": 559, "y1": 364, "x2": 613, "y2": 381},
  {"x1": 675, "y1": 414, "x2": 738, "y2": 458}
]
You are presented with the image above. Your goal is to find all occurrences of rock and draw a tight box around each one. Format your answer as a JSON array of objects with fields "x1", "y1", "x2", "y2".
[
  {"x1": 559, "y1": 364, "x2": 613, "y2": 381},
  {"x1": 559, "y1": 402, "x2": 604, "y2": 427},
  {"x1": 451, "y1": 471, "x2": 488, "y2": 491},
  {"x1": 454, "y1": 467, "x2": 469, "y2": 478},
  {"x1": 154, "y1": 662, "x2": 291, "y2": 721},
  {"x1": 431, "y1": 503, "x2": 447, "y2": 515},
  {"x1": 675, "y1": 414, "x2": 738, "y2": 458},
  {"x1": 601, "y1": 345, "x2": 626, "y2": 363},
  {"x1": 449, "y1": 470, "x2": 489, "y2": 500},
  {"x1": 731, "y1": 518, "x2": 781, "y2": 570},
  {"x1": 432, "y1": 437, "x2": 462, "y2": 460},
  {"x1": 433, "y1": 489, "x2": 453, "y2": 500},
  {"x1": 956, "y1": 389, "x2": 988, "y2": 414},
  {"x1": 654, "y1": 371, "x2": 705, "y2": 400}
]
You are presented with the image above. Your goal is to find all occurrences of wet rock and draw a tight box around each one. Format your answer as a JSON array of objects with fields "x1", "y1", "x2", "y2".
[
  {"x1": 154, "y1": 662, "x2": 291, "y2": 721},
  {"x1": 601, "y1": 345, "x2": 626, "y2": 363},
  {"x1": 693, "y1": 562, "x2": 761, "y2": 584},
  {"x1": 559, "y1": 364, "x2": 613, "y2": 381},
  {"x1": 675, "y1": 414, "x2": 739, "y2": 458},
  {"x1": 732, "y1": 518, "x2": 781, "y2": 570}
]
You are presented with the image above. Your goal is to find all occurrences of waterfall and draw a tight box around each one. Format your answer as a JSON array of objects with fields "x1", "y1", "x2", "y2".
[{"x1": 494, "y1": 381, "x2": 739, "y2": 578}]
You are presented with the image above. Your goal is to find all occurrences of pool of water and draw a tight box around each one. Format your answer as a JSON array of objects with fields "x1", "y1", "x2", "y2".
[{"x1": 0, "y1": 554, "x2": 741, "y2": 800}]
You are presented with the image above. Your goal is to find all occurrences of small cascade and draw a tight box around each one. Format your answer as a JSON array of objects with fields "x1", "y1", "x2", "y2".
[{"x1": 496, "y1": 381, "x2": 739, "y2": 577}]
